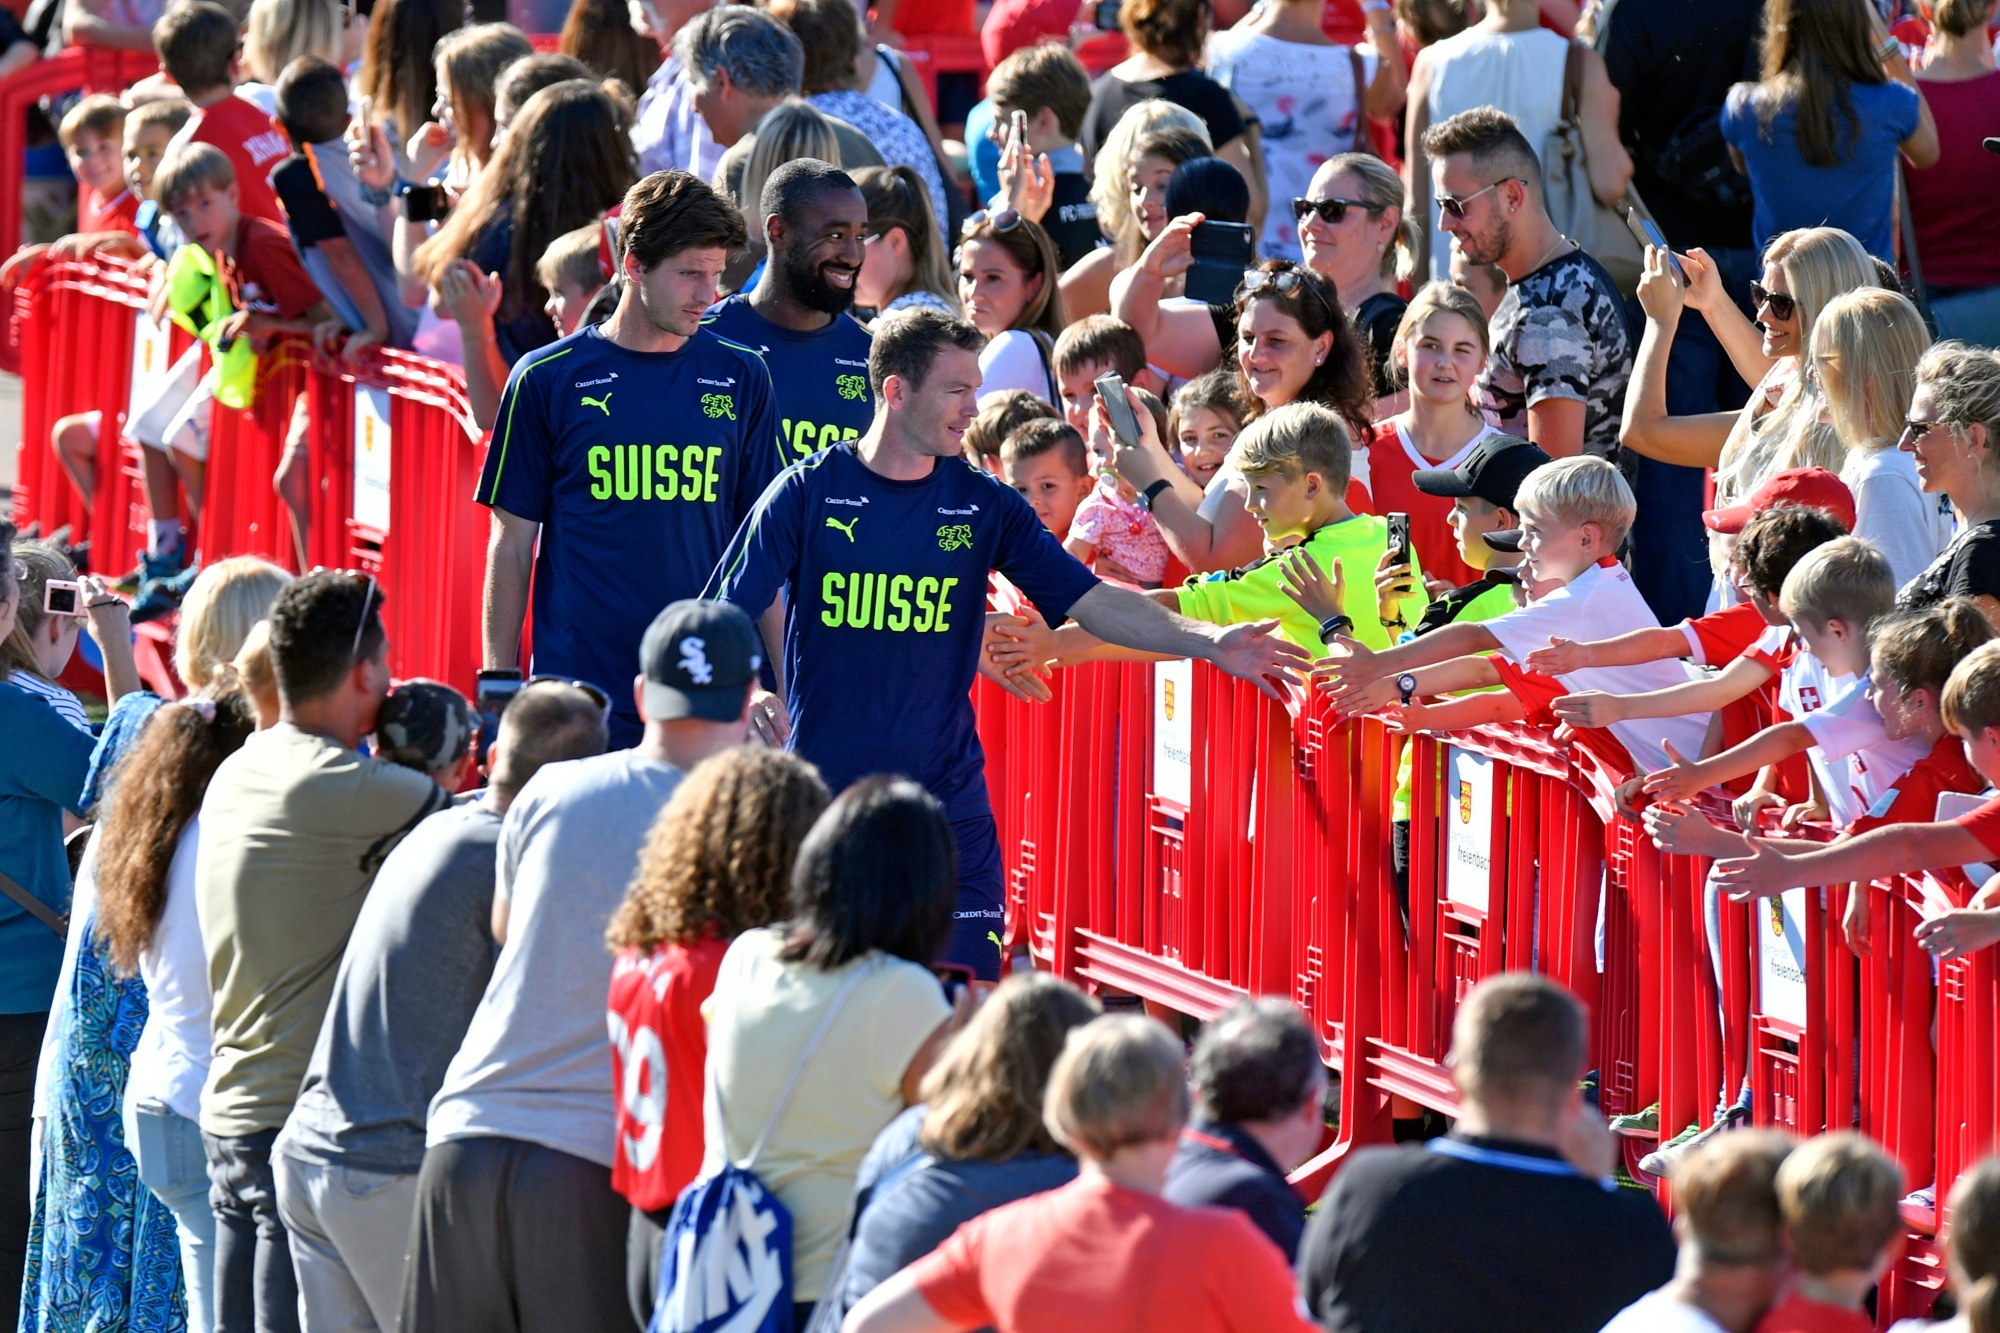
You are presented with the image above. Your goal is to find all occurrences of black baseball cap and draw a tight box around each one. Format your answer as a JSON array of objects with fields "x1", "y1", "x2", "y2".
[
  {"x1": 1411, "y1": 434, "x2": 1550, "y2": 511},
  {"x1": 640, "y1": 599, "x2": 763, "y2": 723}
]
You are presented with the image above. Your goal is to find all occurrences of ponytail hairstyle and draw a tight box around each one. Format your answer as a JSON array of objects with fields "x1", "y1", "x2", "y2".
[
  {"x1": 853, "y1": 164, "x2": 960, "y2": 315},
  {"x1": 959, "y1": 212, "x2": 1068, "y2": 340},
  {"x1": 1870, "y1": 599, "x2": 1996, "y2": 701},
  {"x1": 1949, "y1": 1156, "x2": 2000, "y2": 1333},
  {"x1": 1320, "y1": 152, "x2": 1418, "y2": 282},
  {"x1": 93, "y1": 691, "x2": 258, "y2": 976},
  {"x1": 736, "y1": 99, "x2": 840, "y2": 239}
]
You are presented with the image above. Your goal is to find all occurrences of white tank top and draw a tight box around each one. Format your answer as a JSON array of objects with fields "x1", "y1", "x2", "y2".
[{"x1": 1421, "y1": 26, "x2": 1572, "y2": 280}]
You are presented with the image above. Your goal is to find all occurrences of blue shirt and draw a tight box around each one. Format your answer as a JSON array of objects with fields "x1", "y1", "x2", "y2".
[
  {"x1": 1720, "y1": 79, "x2": 1922, "y2": 261},
  {"x1": 477, "y1": 323, "x2": 787, "y2": 745},
  {"x1": 0, "y1": 683, "x2": 95, "y2": 1013},
  {"x1": 702, "y1": 296, "x2": 876, "y2": 466},
  {"x1": 707, "y1": 442, "x2": 1099, "y2": 820}
]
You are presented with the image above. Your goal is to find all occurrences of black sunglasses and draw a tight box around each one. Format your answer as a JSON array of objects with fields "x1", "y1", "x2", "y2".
[
  {"x1": 1291, "y1": 196, "x2": 1383, "y2": 226},
  {"x1": 1749, "y1": 281, "x2": 1797, "y2": 323},
  {"x1": 1436, "y1": 178, "x2": 1517, "y2": 220},
  {"x1": 525, "y1": 675, "x2": 611, "y2": 712},
  {"x1": 1237, "y1": 267, "x2": 1335, "y2": 325},
  {"x1": 961, "y1": 208, "x2": 1024, "y2": 239}
]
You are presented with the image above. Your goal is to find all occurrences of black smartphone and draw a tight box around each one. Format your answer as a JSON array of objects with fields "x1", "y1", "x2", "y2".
[
  {"x1": 1386, "y1": 512, "x2": 1411, "y2": 568},
  {"x1": 1622, "y1": 208, "x2": 1683, "y2": 282},
  {"x1": 1183, "y1": 220, "x2": 1257, "y2": 307},
  {"x1": 1094, "y1": 370, "x2": 1143, "y2": 447},
  {"x1": 1093, "y1": 0, "x2": 1121, "y2": 28},
  {"x1": 932, "y1": 962, "x2": 976, "y2": 1003},
  {"x1": 474, "y1": 669, "x2": 523, "y2": 766},
  {"x1": 405, "y1": 184, "x2": 450, "y2": 223}
]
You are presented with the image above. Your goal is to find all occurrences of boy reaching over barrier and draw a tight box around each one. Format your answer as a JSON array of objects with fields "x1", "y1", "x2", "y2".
[{"x1": 1317, "y1": 455, "x2": 1711, "y2": 775}]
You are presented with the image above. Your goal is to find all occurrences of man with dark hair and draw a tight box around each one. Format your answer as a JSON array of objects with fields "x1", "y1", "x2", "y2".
[
  {"x1": 274, "y1": 681, "x2": 607, "y2": 1333},
  {"x1": 1298, "y1": 972, "x2": 1676, "y2": 1333},
  {"x1": 703, "y1": 158, "x2": 876, "y2": 465},
  {"x1": 478, "y1": 168, "x2": 786, "y2": 748},
  {"x1": 708, "y1": 307, "x2": 1311, "y2": 980},
  {"x1": 195, "y1": 571, "x2": 450, "y2": 1333},
  {"x1": 1163, "y1": 998, "x2": 1325, "y2": 1259},
  {"x1": 408, "y1": 602, "x2": 756, "y2": 1333},
  {"x1": 1423, "y1": 107, "x2": 1632, "y2": 464}
]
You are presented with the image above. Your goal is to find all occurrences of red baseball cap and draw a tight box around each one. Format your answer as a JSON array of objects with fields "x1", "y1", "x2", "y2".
[{"x1": 1701, "y1": 467, "x2": 1857, "y2": 535}]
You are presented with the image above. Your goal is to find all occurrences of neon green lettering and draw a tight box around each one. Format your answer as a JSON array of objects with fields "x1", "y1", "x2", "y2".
[
  {"x1": 934, "y1": 577, "x2": 958, "y2": 633},
  {"x1": 845, "y1": 571, "x2": 874, "y2": 628},
  {"x1": 913, "y1": 577, "x2": 938, "y2": 633},
  {"x1": 821, "y1": 572, "x2": 845, "y2": 626},
  {"x1": 887, "y1": 575, "x2": 913, "y2": 632},
  {"x1": 587, "y1": 445, "x2": 611, "y2": 500},
  {"x1": 703, "y1": 447, "x2": 721, "y2": 503},
  {"x1": 614, "y1": 445, "x2": 644, "y2": 501},
  {"x1": 653, "y1": 444, "x2": 679, "y2": 500}
]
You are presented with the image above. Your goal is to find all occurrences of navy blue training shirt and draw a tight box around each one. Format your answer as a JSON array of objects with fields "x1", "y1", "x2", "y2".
[
  {"x1": 703, "y1": 295, "x2": 875, "y2": 465},
  {"x1": 476, "y1": 322, "x2": 785, "y2": 745},
  {"x1": 708, "y1": 442, "x2": 1099, "y2": 820}
]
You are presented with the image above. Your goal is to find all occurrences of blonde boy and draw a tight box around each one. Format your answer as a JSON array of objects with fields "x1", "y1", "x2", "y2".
[
  {"x1": 1752, "y1": 1134, "x2": 1902, "y2": 1333},
  {"x1": 1321, "y1": 455, "x2": 1709, "y2": 773},
  {"x1": 537, "y1": 222, "x2": 606, "y2": 337}
]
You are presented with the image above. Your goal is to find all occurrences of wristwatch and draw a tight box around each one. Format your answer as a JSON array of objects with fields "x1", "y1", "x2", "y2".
[
  {"x1": 1138, "y1": 478, "x2": 1173, "y2": 512},
  {"x1": 1317, "y1": 613, "x2": 1353, "y2": 642},
  {"x1": 1397, "y1": 672, "x2": 1419, "y2": 705}
]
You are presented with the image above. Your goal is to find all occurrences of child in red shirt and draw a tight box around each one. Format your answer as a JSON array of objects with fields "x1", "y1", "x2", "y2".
[
  {"x1": 1754, "y1": 1133, "x2": 1904, "y2": 1333},
  {"x1": 155, "y1": 1, "x2": 289, "y2": 224}
]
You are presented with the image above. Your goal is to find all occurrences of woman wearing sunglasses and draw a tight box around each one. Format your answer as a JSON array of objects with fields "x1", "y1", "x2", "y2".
[
  {"x1": 1619, "y1": 226, "x2": 1874, "y2": 605},
  {"x1": 1895, "y1": 342, "x2": 2000, "y2": 631},
  {"x1": 1293, "y1": 153, "x2": 1418, "y2": 413},
  {"x1": 958, "y1": 209, "x2": 1069, "y2": 403}
]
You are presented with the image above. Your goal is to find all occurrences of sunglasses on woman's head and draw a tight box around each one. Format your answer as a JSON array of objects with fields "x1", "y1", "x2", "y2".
[
  {"x1": 961, "y1": 209, "x2": 1024, "y2": 239},
  {"x1": 1749, "y1": 281, "x2": 1797, "y2": 322},
  {"x1": 1291, "y1": 196, "x2": 1382, "y2": 226},
  {"x1": 1237, "y1": 267, "x2": 1335, "y2": 325}
]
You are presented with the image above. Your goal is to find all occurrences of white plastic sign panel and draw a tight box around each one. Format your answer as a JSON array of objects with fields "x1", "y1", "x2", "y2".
[
  {"x1": 353, "y1": 385, "x2": 392, "y2": 533},
  {"x1": 1757, "y1": 886, "x2": 1809, "y2": 1030},
  {"x1": 1445, "y1": 746, "x2": 1495, "y2": 912},
  {"x1": 1153, "y1": 658, "x2": 1194, "y2": 808},
  {"x1": 128, "y1": 310, "x2": 171, "y2": 419}
]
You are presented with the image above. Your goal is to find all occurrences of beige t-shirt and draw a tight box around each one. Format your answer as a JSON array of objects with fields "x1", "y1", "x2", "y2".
[
  {"x1": 702, "y1": 928, "x2": 950, "y2": 1301},
  {"x1": 195, "y1": 724, "x2": 446, "y2": 1138}
]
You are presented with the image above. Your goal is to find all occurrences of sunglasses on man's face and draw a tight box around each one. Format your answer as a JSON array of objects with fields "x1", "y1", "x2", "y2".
[
  {"x1": 1436, "y1": 178, "x2": 1516, "y2": 220},
  {"x1": 1291, "y1": 196, "x2": 1382, "y2": 226},
  {"x1": 1749, "y1": 281, "x2": 1797, "y2": 323}
]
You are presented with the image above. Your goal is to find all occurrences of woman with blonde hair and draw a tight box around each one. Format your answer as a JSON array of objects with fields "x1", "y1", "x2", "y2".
[
  {"x1": 604, "y1": 746, "x2": 829, "y2": 1324},
  {"x1": 1062, "y1": 99, "x2": 1210, "y2": 317},
  {"x1": 2, "y1": 540, "x2": 139, "y2": 729},
  {"x1": 1811, "y1": 288, "x2": 1949, "y2": 586},
  {"x1": 173, "y1": 556, "x2": 293, "y2": 693},
  {"x1": 840, "y1": 971, "x2": 1101, "y2": 1314},
  {"x1": 1898, "y1": 343, "x2": 2000, "y2": 629},
  {"x1": 1620, "y1": 226, "x2": 1876, "y2": 600},
  {"x1": 853, "y1": 164, "x2": 959, "y2": 320},
  {"x1": 242, "y1": 0, "x2": 344, "y2": 88}
]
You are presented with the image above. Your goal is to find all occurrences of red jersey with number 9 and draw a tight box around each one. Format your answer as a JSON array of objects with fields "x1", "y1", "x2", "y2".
[{"x1": 606, "y1": 935, "x2": 729, "y2": 1212}]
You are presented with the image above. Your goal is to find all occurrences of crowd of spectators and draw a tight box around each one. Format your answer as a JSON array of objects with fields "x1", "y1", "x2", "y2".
[{"x1": 12, "y1": 0, "x2": 2000, "y2": 1328}]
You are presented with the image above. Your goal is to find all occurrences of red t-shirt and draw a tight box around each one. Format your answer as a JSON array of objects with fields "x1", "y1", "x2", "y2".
[
  {"x1": 1680, "y1": 602, "x2": 1766, "y2": 667},
  {"x1": 909, "y1": 1174, "x2": 1315, "y2": 1333},
  {"x1": 1681, "y1": 603, "x2": 1778, "y2": 795},
  {"x1": 1850, "y1": 733, "x2": 1984, "y2": 838},
  {"x1": 606, "y1": 934, "x2": 729, "y2": 1212},
  {"x1": 1488, "y1": 654, "x2": 1638, "y2": 776},
  {"x1": 1752, "y1": 1291, "x2": 1874, "y2": 1333},
  {"x1": 1350, "y1": 421, "x2": 1487, "y2": 590},
  {"x1": 189, "y1": 93, "x2": 290, "y2": 225},
  {"x1": 1953, "y1": 791, "x2": 2000, "y2": 860},
  {"x1": 220, "y1": 214, "x2": 323, "y2": 321},
  {"x1": 81, "y1": 186, "x2": 139, "y2": 235}
]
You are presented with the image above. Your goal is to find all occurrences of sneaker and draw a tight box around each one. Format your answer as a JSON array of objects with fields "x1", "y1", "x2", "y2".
[
  {"x1": 1639, "y1": 1103, "x2": 1750, "y2": 1178},
  {"x1": 115, "y1": 536, "x2": 185, "y2": 594},
  {"x1": 129, "y1": 560, "x2": 200, "y2": 624},
  {"x1": 1903, "y1": 1183, "x2": 1936, "y2": 1211},
  {"x1": 1610, "y1": 1103, "x2": 1660, "y2": 1136}
]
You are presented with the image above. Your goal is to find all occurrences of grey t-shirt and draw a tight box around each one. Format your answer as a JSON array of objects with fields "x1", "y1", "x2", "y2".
[
  {"x1": 425, "y1": 751, "x2": 685, "y2": 1167},
  {"x1": 277, "y1": 799, "x2": 503, "y2": 1175}
]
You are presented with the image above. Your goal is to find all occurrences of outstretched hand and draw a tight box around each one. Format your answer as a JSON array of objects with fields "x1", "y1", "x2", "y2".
[
  {"x1": 1279, "y1": 549, "x2": 1343, "y2": 625},
  {"x1": 1715, "y1": 828, "x2": 1806, "y2": 902},
  {"x1": 1525, "y1": 636, "x2": 1588, "y2": 675},
  {"x1": 1639, "y1": 740, "x2": 1707, "y2": 803},
  {"x1": 1550, "y1": 690, "x2": 1622, "y2": 729},
  {"x1": 1209, "y1": 619, "x2": 1313, "y2": 700},
  {"x1": 1311, "y1": 634, "x2": 1381, "y2": 704}
]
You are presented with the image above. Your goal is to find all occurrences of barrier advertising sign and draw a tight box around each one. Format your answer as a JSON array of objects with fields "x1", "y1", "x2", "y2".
[
  {"x1": 353, "y1": 385, "x2": 393, "y2": 533},
  {"x1": 1445, "y1": 746, "x2": 1494, "y2": 912},
  {"x1": 1154, "y1": 658, "x2": 1194, "y2": 807},
  {"x1": 1757, "y1": 885, "x2": 1809, "y2": 1029}
]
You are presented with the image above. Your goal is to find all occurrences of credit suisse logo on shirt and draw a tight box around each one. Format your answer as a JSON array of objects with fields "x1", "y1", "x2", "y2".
[{"x1": 817, "y1": 501, "x2": 978, "y2": 634}]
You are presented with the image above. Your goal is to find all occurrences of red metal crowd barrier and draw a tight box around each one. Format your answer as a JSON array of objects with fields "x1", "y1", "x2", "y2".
[{"x1": 10, "y1": 254, "x2": 483, "y2": 692}]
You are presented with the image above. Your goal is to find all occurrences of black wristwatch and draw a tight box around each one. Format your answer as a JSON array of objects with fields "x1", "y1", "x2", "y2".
[
  {"x1": 1397, "y1": 672, "x2": 1419, "y2": 705},
  {"x1": 1138, "y1": 478, "x2": 1173, "y2": 511},
  {"x1": 1317, "y1": 613, "x2": 1352, "y2": 641}
]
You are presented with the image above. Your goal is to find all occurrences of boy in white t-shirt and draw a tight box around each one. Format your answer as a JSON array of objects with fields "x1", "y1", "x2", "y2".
[{"x1": 1318, "y1": 455, "x2": 1711, "y2": 773}]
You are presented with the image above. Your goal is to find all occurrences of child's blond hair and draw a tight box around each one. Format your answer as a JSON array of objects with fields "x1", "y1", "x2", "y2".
[
  {"x1": 1943, "y1": 639, "x2": 2000, "y2": 738},
  {"x1": 128, "y1": 98, "x2": 193, "y2": 141},
  {"x1": 59, "y1": 94, "x2": 127, "y2": 152},
  {"x1": 1777, "y1": 536, "x2": 1895, "y2": 632},
  {"x1": 153, "y1": 141, "x2": 236, "y2": 211},
  {"x1": 1774, "y1": 1131, "x2": 1904, "y2": 1275},
  {"x1": 1227, "y1": 401, "x2": 1350, "y2": 490},
  {"x1": 1512, "y1": 456, "x2": 1635, "y2": 550},
  {"x1": 535, "y1": 221, "x2": 605, "y2": 295},
  {"x1": 1043, "y1": 1015, "x2": 1188, "y2": 1160}
]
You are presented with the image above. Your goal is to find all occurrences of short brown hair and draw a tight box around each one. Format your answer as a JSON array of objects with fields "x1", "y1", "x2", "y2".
[
  {"x1": 1420, "y1": 106, "x2": 1542, "y2": 193},
  {"x1": 1117, "y1": 0, "x2": 1205, "y2": 69},
  {"x1": 130, "y1": 97, "x2": 193, "y2": 140},
  {"x1": 1448, "y1": 972, "x2": 1586, "y2": 1105},
  {"x1": 1944, "y1": 640, "x2": 2000, "y2": 737},
  {"x1": 1777, "y1": 535, "x2": 1895, "y2": 632},
  {"x1": 1229, "y1": 400, "x2": 1351, "y2": 491},
  {"x1": 1730, "y1": 503, "x2": 1849, "y2": 601},
  {"x1": 59, "y1": 94, "x2": 127, "y2": 151},
  {"x1": 765, "y1": 0, "x2": 860, "y2": 95},
  {"x1": 154, "y1": 1, "x2": 241, "y2": 95},
  {"x1": 1872, "y1": 600, "x2": 1995, "y2": 700},
  {"x1": 154, "y1": 141, "x2": 236, "y2": 211},
  {"x1": 537, "y1": 222, "x2": 606, "y2": 294},
  {"x1": 1000, "y1": 417, "x2": 1087, "y2": 478},
  {"x1": 1168, "y1": 367, "x2": 1246, "y2": 443},
  {"x1": 1044, "y1": 1014, "x2": 1189, "y2": 1159},
  {"x1": 1775, "y1": 1132, "x2": 1904, "y2": 1275},
  {"x1": 1671, "y1": 1130, "x2": 1794, "y2": 1266},
  {"x1": 986, "y1": 43, "x2": 1092, "y2": 141},
  {"x1": 920, "y1": 972, "x2": 1100, "y2": 1162},
  {"x1": 606, "y1": 746, "x2": 829, "y2": 952},
  {"x1": 868, "y1": 307, "x2": 985, "y2": 400},
  {"x1": 1052, "y1": 314, "x2": 1146, "y2": 383},
  {"x1": 964, "y1": 389, "x2": 1057, "y2": 465},
  {"x1": 619, "y1": 169, "x2": 748, "y2": 272}
]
